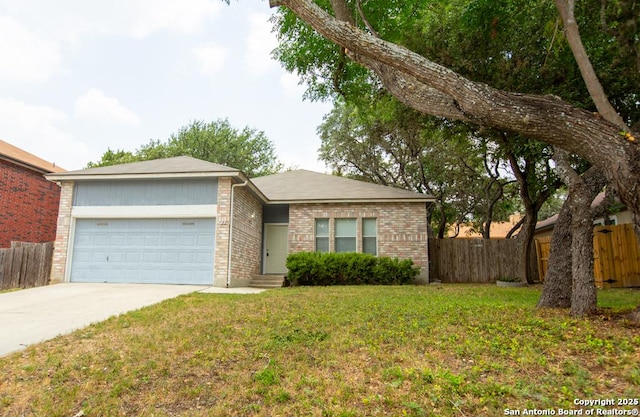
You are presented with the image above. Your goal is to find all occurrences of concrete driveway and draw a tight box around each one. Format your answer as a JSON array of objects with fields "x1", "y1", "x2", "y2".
[{"x1": 0, "y1": 283, "x2": 265, "y2": 357}]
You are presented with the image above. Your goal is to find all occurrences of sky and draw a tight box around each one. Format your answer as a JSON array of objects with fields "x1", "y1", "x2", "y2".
[{"x1": 0, "y1": 0, "x2": 333, "y2": 173}]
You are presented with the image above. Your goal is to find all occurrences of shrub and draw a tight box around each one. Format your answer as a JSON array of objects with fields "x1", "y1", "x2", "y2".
[{"x1": 286, "y1": 252, "x2": 420, "y2": 286}]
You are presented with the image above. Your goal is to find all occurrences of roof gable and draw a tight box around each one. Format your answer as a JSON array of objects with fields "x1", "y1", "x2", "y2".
[
  {"x1": 252, "y1": 169, "x2": 433, "y2": 203},
  {"x1": 47, "y1": 156, "x2": 240, "y2": 180},
  {"x1": 0, "y1": 139, "x2": 66, "y2": 173}
]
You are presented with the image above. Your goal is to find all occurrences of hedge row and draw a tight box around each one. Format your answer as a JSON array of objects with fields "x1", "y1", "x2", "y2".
[{"x1": 286, "y1": 252, "x2": 420, "y2": 286}]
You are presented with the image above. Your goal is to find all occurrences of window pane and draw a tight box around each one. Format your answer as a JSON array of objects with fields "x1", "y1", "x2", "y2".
[
  {"x1": 335, "y1": 219, "x2": 356, "y2": 253},
  {"x1": 315, "y1": 219, "x2": 329, "y2": 253},
  {"x1": 363, "y1": 237, "x2": 377, "y2": 255},
  {"x1": 315, "y1": 219, "x2": 329, "y2": 237},
  {"x1": 316, "y1": 237, "x2": 329, "y2": 253},
  {"x1": 335, "y1": 219, "x2": 356, "y2": 236},
  {"x1": 363, "y1": 218, "x2": 377, "y2": 255},
  {"x1": 363, "y1": 218, "x2": 377, "y2": 236},
  {"x1": 335, "y1": 237, "x2": 356, "y2": 253}
]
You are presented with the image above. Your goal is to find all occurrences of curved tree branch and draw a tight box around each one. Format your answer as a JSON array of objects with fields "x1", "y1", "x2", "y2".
[
  {"x1": 269, "y1": 0, "x2": 640, "y2": 241},
  {"x1": 554, "y1": 0, "x2": 628, "y2": 129}
]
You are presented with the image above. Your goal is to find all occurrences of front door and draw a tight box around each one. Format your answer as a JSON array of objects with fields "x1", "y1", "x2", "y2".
[{"x1": 264, "y1": 224, "x2": 289, "y2": 274}]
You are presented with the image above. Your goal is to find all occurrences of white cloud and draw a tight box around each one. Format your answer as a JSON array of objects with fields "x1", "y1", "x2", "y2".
[
  {"x1": 191, "y1": 43, "x2": 228, "y2": 77},
  {"x1": 244, "y1": 12, "x2": 278, "y2": 76},
  {"x1": 0, "y1": 0, "x2": 222, "y2": 44},
  {"x1": 0, "y1": 15, "x2": 62, "y2": 83},
  {"x1": 0, "y1": 97, "x2": 92, "y2": 170},
  {"x1": 74, "y1": 89, "x2": 141, "y2": 126},
  {"x1": 129, "y1": 0, "x2": 222, "y2": 38}
]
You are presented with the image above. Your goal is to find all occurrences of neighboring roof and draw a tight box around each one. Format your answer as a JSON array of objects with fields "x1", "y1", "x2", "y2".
[
  {"x1": 46, "y1": 156, "x2": 241, "y2": 181},
  {"x1": 535, "y1": 191, "x2": 625, "y2": 232},
  {"x1": 251, "y1": 169, "x2": 434, "y2": 203},
  {"x1": 0, "y1": 139, "x2": 66, "y2": 174}
]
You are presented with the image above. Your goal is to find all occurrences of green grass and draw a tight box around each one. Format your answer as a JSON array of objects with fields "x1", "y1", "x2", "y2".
[{"x1": 1, "y1": 285, "x2": 639, "y2": 416}]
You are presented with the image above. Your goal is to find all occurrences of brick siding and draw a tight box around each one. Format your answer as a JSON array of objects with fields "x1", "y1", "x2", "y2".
[
  {"x1": 289, "y1": 202, "x2": 429, "y2": 281},
  {"x1": 214, "y1": 180, "x2": 263, "y2": 287},
  {"x1": 229, "y1": 186, "x2": 262, "y2": 286},
  {"x1": 50, "y1": 181, "x2": 74, "y2": 283},
  {"x1": 214, "y1": 178, "x2": 232, "y2": 286},
  {"x1": 0, "y1": 159, "x2": 61, "y2": 248}
]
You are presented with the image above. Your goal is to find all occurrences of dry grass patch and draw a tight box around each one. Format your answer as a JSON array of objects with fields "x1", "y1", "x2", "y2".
[{"x1": 1, "y1": 285, "x2": 639, "y2": 416}]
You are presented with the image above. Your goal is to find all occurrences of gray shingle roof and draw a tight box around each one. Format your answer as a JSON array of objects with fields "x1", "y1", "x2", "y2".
[
  {"x1": 47, "y1": 156, "x2": 239, "y2": 179},
  {"x1": 47, "y1": 157, "x2": 433, "y2": 204},
  {"x1": 252, "y1": 169, "x2": 433, "y2": 203}
]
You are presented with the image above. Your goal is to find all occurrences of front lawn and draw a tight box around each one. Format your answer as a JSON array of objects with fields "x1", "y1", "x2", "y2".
[{"x1": 1, "y1": 285, "x2": 639, "y2": 416}]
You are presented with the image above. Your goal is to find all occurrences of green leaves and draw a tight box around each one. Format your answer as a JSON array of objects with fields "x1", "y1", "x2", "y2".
[{"x1": 87, "y1": 119, "x2": 284, "y2": 177}]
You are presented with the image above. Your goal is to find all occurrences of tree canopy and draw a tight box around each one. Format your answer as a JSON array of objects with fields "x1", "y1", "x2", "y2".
[
  {"x1": 88, "y1": 119, "x2": 284, "y2": 177},
  {"x1": 269, "y1": 0, "x2": 640, "y2": 314}
]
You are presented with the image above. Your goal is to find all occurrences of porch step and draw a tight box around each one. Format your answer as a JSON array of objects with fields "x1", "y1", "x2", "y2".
[{"x1": 249, "y1": 274, "x2": 286, "y2": 289}]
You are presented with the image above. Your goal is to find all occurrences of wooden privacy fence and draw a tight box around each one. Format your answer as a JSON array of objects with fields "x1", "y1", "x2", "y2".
[
  {"x1": 536, "y1": 224, "x2": 640, "y2": 288},
  {"x1": 0, "y1": 242, "x2": 53, "y2": 290},
  {"x1": 429, "y1": 238, "x2": 535, "y2": 283}
]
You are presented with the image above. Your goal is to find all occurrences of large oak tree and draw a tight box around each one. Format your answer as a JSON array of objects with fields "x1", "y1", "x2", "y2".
[{"x1": 268, "y1": 0, "x2": 640, "y2": 242}]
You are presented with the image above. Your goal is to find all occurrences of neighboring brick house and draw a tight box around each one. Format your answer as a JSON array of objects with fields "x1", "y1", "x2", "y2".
[
  {"x1": 46, "y1": 156, "x2": 433, "y2": 287},
  {"x1": 0, "y1": 139, "x2": 65, "y2": 248}
]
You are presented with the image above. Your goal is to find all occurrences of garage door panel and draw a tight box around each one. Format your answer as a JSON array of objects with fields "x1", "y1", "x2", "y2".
[
  {"x1": 71, "y1": 218, "x2": 215, "y2": 285},
  {"x1": 161, "y1": 234, "x2": 178, "y2": 246},
  {"x1": 126, "y1": 235, "x2": 144, "y2": 246}
]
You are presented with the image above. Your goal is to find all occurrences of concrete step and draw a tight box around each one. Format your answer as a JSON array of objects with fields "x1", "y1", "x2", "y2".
[{"x1": 249, "y1": 274, "x2": 286, "y2": 288}]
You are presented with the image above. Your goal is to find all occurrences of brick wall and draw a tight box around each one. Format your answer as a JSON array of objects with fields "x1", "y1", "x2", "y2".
[
  {"x1": 214, "y1": 180, "x2": 263, "y2": 287},
  {"x1": 0, "y1": 159, "x2": 61, "y2": 248},
  {"x1": 229, "y1": 186, "x2": 262, "y2": 286},
  {"x1": 214, "y1": 178, "x2": 232, "y2": 287},
  {"x1": 289, "y1": 202, "x2": 429, "y2": 282},
  {"x1": 50, "y1": 181, "x2": 74, "y2": 283}
]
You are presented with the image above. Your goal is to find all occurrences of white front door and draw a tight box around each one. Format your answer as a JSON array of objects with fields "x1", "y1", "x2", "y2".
[{"x1": 264, "y1": 224, "x2": 288, "y2": 274}]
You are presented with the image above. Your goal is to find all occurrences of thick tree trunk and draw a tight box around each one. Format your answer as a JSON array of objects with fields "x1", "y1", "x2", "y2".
[
  {"x1": 269, "y1": 0, "x2": 640, "y2": 246},
  {"x1": 553, "y1": 150, "x2": 600, "y2": 316},
  {"x1": 569, "y1": 188, "x2": 598, "y2": 317},
  {"x1": 537, "y1": 200, "x2": 573, "y2": 308},
  {"x1": 517, "y1": 214, "x2": 538, "y2": 284},
  {"x1": 537, "y1": 166, "x2": 606, "y2": 309}
]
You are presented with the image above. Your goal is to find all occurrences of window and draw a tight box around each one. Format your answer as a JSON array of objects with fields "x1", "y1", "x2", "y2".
[
  {"x1": 335, "y1": 218, "x2": 356, "y2": 253},
  {"x1": 362, "y1": 218, "x2": 377, "y2": 255},
  {"x1": 315, "y1": 219, "x2": 329, "y2": 253}
]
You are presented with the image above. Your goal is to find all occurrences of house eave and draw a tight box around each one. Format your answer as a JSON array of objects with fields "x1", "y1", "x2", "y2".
[
  {"x1": 265, "y1": 198, "x2": 435, "y2": 205},
  {"x1": 1, "y1": 155, "x2": 58, "y2": 175},
  {"x1": 45, "y1": 171, "x2": 243, "y2": 182}
]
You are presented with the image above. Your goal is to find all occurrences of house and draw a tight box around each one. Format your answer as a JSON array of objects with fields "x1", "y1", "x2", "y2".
[
  {"x1": 0, "y1": 139, "x2": 65, "y2": 248},
  {"x1": 534, "y1": 192, "x2": 640, "y2": 288},
  {"x1": 534, "y1": 192, "x2": 632, "y2": 238},
  {"x1": 46, "y1": 156, "x2": 434, "y2": 287},
  {"x1": 447, "y1": 213, "x2": 522, "y2": 238}
]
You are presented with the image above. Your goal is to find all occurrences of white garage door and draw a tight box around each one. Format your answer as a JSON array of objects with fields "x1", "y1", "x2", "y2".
[{"x1": 71, "y1": 218, "x2": 215, "y2": 285}]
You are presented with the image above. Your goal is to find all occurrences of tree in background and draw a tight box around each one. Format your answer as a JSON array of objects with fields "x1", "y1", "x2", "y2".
[
  {"x1": 276, "y1": 0, "x2": 572, "y2": 283},
  {"x1": 268, "y1": 0, "x2": 639, "y2": 232},
  {"x1": 317, "y1": 99, "x2": 519, "y2": 238},
  {"x1": 88, "y1": 119, "x2": 284, "y2": 178},
  {"x1": 267, "y1": 0, "x2": 639, "y2": 315}
]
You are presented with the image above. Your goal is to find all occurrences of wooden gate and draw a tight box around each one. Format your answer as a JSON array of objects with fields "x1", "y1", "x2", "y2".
[{"x1": 535, "y1": 224, "x2": 640, "y2": 288}]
